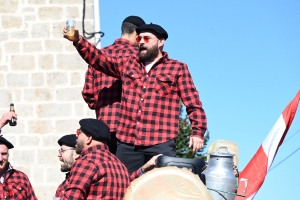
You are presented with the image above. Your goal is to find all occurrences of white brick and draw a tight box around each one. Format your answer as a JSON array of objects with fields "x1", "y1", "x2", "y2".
[
  {"x1": 38, "y1": 54, "x2": 54, "y2": 70},
  {"x1": 11, "y1": 55, "x2": 35, "y2": 71},
  {"x1": 46, "y1": 72, "x2": 68, "y2": 86},
  {"x1": 4, "y1": 42, "x2": 20, "y2": 53},
  {"x1": 12, "y1": 149, "x2": 36, "y2": 165},
  {"x1": 55, "y1": 119, "x2": 79, "y2": 133},
  {"x1": 27, "y1": 119, "x2": 54, "y2": 134},
  {"x1": 31, "y1": 72, "x2": 45, "y2": 86},
  {"x1": 56, "y1": 87, "x2": 82, "y2": 101},
  {"x1": 24, "y1": 88, "x2": 54, "y2": 102},
  {"x1": 6, "y1": 73, "x2": 30, "y2": 87},
  {"x1": 36, "y1": 103, "x2": 72, "y2": 118}
]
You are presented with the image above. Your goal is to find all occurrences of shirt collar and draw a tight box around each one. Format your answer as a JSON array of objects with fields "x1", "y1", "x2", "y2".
[
  {"x1": 113, "y1": 38, "x2": 135, "y2": 46},
  {"x1": 80, "y1": 144, "x2": 109, "y2": 156}
]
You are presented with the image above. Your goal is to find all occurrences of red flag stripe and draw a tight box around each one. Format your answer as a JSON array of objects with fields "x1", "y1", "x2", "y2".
[{"x1": 237, "y1": 90, "x2": 300, "y2": 200}]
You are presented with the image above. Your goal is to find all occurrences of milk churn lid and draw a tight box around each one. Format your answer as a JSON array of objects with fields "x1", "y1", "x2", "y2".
[{"x1": 209, "y1": 146, "x2": 235, "y2": 157}]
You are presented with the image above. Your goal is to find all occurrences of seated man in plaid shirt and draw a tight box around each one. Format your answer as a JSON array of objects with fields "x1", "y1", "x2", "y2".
[
  {"x1": 0, "y1": 136, "x2": 37, "y2": 199},
  {"x1": 63, "y1": 22, "x2": 208, "y2": 175},
  {"x1": 54, "y1": 134, "x2": 78, "y2": 198},
  {"x1": 61, "y1": 118, "x2": 130, "y2": 200}
]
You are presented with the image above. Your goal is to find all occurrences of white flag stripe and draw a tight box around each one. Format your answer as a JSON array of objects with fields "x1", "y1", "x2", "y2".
[{"x1": 262, "y1": 114, "x2": 286, "y2": 169}]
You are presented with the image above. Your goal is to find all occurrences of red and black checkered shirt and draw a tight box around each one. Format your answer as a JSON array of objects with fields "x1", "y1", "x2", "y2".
[
  {"x1": 55, "y1": 172, "x2": 70, "y2": 198},
  {"x1": 74, "y1": 37, "x2": 207, "y2": 146},
  {"x1": 82, "y1": 38, "x2": 138, "y2": 132},
  {"x1": 61, "y1": 144, "x2": 130, "y2": 200},
  {"x1": 0, "y1": 164, "x2": 37, "y2": 200}
]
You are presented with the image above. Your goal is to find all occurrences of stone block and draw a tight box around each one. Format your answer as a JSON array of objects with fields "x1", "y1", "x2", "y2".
[
  {"x1": 15, "y1": 104, "x2": 34, "y2": 117},
  {"x1": 12, "y1": 149, "x2": 36, "y2": 165},
  {"x1": 0, "y1": 90, "x2": 12, "y2": 107},
  {"x1": 70, "y1": 72, "x2": 82, "y2": 85},
  {"x1": 0, "y1": 32, "x2": 8, "y2": 42},
  {"x1": 0, "y1": 65, "x2": 8, "y2": 71},
  {"x1": 49, "y1": 0, "x2": 82, "y2": 4},
  {"x1": 36, "y1": 103, "x2": 72, "y2": 118},
  {"x1": 38, "y1": 7, "x2": 63, "y2": 20},
  {"x1": 33, "y1": 184, "x2": 60, "y2": 200},
  {"x1": 24, "y1": 88, "x2": 54, "y2": 102},
  {"x1": 44, "y1": 39, "x2": 63, "y2": 52},
  {"x1": 0, "y1": 0, "x2": 18, "y2": 14},
  {"x1": 66, "y1": 7, "x2": 79, "y2": 19},
  {"x1": 11, "y1": 31, "x2": 29, "y2": 39},
  {"x1": 37, "y1": 149, "x2": 60, "y2": 165},
  {"x1": 23, "y1": 40, "x2": 43, "y2": 52},
  {"x1": 0, "y1": 74, "x2": 4, "y2": 87},
  {"x1": 4, "y1": 42, "x2": 20, "y2": 53},
  {"x1": 28, "y1": 0, "x2": 46, "y2": 5},
  {"x1": 56, "y1": 54, "x2": 87, "y2": 70},
  {"x1": 31, "y1": 72, "x2": 45, "y2": 86},
  {"x1": 32, "y1": 23, "x2": 50, "y2": 38},
  {"x1": 30, "y1": 166, "x2": 45, "y2": 183},
  {"x1": 46, "y1": 72, "x2": 68, "y2": 87},
  {"x1": 45, "y1": 167, "x2": 65, "y2": 182},
  {"x1": 27, "y1": 119, "x2": 54, "y2": 134},
  {"x1": 56, "y1": 87, "x2": 82, "y2": 101},
  {"x1": 52, "y1": 21, "x2": 66, "y2": 38},
  {"x1": 2, "y1": 120, "x2": 25, "y2": 134},
  {"x1": 25, "y1": 15, "x2": 36, "y2": 21},
  {"x1": 23, "y1": 7, "x2": 35, "y2": 12},
  {"x1": 42, "y1": 134, "x2": 62, "y2": 147},
  {"x1": 38, "y1": 54, "x2": 54, "y2": 70},
  {"x1": 18, "y1": 135, "x2": 41, "y2": 147},
  {"x1": 55, "y1": 119, "x2": 79, "y2": 133},
  {"x1": 6, "y1": 73, "x2": 29, "y2": 87},
  {"x1": 11, "y1": 55, "x2": 35, "y2": 71},
  {"x1": 1, "y1": 15, "x2": 22, "y2": 29},
  {"x1": 74, "y1": 103, "x2": 85, "y2": 116}
]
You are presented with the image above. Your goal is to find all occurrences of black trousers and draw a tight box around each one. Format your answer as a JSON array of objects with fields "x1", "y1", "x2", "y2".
[
  {"x1": 116, "y1": 139, "x2": 176, "y2": 174},
  {"x1": 107, "y1": 131, "x2": 117, "y2": 155}
]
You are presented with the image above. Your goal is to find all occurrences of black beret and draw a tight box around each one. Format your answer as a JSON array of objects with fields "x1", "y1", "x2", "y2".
[
  {"x1": 79, "y1": 118, "x2": 111, "y2": 142},
  {"x1": 136, "y1": 23, "x2": 168, "y2": 40},
  {"x1": 123, "y1": 16, "x2": 146, "y2": 27},
  {"x1": 0, "y1": 136, "x2": 14, "y2": 149},
  {"x1": 58, "y1": 134, "x2": 77, "y2": 148}
]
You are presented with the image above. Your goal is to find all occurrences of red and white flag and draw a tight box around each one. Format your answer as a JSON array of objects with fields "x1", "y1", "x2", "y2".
[{"x1": 237, "y1": 90, "x2": 300, "y2": 200}]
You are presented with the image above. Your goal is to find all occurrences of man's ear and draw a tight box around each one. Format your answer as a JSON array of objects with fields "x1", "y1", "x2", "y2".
[
  {"x1": 158, "y1": 39, "x2": 165, "y2": 48},
  {"x1": 86, "y1": 135, "x2": 93, "y2": 145}
]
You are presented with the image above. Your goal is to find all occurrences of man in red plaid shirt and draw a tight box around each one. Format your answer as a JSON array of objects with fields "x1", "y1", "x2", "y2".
[
  {"x1": 63, "y1": 23, "x2": 207, "y2": 174},
  {"x1": 61, "y1": 118, "x2": 130, "y2": 200},
  {"x1": 82, "y1": 16, "x2": 145, "y2": 154},
  {"x1": 55, "y1": 134, "x2": 78, "y2": 198},
  {"x1": 0, "y1": 136, "x2": 37, "y2": 199}
]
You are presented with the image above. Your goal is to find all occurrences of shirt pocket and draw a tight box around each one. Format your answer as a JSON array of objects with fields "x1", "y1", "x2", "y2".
[
  {"x1": 8, "y1": 184, "x2": 26, "y2": 199},
  {"x1": 155, "y1": 74, "x2": 176, "y2": 95},
  {"x1": 123, "y1": 71, "x2": 140, "y2": 89}
]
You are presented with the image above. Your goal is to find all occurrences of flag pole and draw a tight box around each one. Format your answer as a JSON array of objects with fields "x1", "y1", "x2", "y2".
[{"x1": 93, "y1": 0, "x2": 101, "y2": 49}]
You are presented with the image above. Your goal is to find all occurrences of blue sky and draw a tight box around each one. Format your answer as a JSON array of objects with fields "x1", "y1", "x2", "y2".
[{"x1": 98, "y1": 1, "x2": 300, "y2": 199}]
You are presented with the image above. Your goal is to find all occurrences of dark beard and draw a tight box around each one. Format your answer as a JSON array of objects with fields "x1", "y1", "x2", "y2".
[
  {"x1": 139, "y1": 45, "x2": 159, "y2": 62},
  {"x1": 76, "y1": 140, "x2": 84, "y2": 154},
  {"x1": 60, "y1": 159, "x2": 73, "y2": 172}
]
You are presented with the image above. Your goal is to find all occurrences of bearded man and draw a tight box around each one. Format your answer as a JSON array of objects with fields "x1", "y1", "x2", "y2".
[
  {"x1": 63, "y1": 23, "x2": 207, "y2": 174},
  {"x1": 55, "y1": 134, "x2": 78, "y2": 198}
]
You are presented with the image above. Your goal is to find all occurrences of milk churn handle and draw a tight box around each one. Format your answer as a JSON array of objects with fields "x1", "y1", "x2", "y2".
[{"x1": 217, "y1": 146, "x2": 229, "y2": 153}]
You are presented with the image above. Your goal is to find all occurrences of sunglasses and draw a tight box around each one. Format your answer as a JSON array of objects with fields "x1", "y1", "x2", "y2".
[
  {"x1": 76, "y1": 128, "x2": 81, "y2": 136},
  {"x1": 136, "y1": 36, "x2": 151, "y2": 43}
]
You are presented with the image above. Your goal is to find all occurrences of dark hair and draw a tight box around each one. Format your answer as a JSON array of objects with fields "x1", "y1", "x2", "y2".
[{"x1": 121, "y1": 22, "x2": 137, "y2": 35}]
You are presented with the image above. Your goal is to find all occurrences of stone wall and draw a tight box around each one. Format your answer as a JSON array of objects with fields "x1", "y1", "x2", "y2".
[{"x1": 0, "y1": 0, "x2": 96, "y2": 199}]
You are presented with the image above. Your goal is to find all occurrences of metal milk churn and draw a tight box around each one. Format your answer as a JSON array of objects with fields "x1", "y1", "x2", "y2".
[{"x1": 201, "y1": 146, "x2": 237, "y2": 200}]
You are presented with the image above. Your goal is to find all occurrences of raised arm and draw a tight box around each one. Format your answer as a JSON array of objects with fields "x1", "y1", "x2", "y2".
[{"x1": 63, "y1": 28, "x2": 122, "y2": 79}]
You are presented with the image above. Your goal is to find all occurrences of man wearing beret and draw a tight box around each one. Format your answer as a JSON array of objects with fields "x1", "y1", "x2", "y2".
[
  {"x1": 82, "y1": 15, "x2": 145, "y2": 155},
  {"x1": 55, "y1": 134, "x2": 78, "y2": 198},
  {"x1": 63, "y1": 23, "x2": 207, "y2": 174},
  {"x1": 0, "y1": 136, "x2": 37, "y2": 199},
  {"x1": 61, "y1": 118, "x2": 130, "y2": 200}
]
